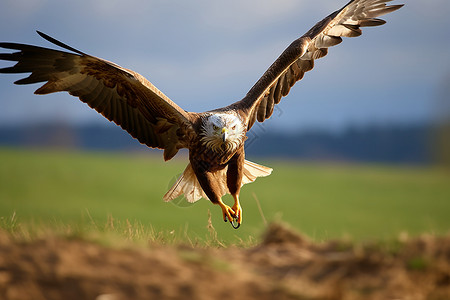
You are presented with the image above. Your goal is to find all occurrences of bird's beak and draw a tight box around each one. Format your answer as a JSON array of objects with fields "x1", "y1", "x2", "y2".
[{"x1": 221, "y1": 127, "x2": 228, "y2": 143}]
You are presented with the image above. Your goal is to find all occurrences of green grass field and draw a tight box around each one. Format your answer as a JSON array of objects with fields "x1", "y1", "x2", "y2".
[{"x1": 0, "y1": 147, "x2": 449, "y2": 244}]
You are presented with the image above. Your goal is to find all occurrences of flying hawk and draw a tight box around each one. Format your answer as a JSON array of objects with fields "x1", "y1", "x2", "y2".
[{"x1": 0, "y1": 0, "x2": 403, "y2": 228}]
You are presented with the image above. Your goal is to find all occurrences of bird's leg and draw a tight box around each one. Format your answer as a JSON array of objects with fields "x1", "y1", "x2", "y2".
[
  {"x1": 190, "y1": 164, "x2": 237, "y2": 224},
  {"x1": 225, "y1": 149, "x2": 244, "y2": 229},
  {"x1": 231, "y1": 194, "x2": 242, "y2": 226}
]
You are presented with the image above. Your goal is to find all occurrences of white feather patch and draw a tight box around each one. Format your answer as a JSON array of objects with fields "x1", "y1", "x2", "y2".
[
  {"x1": 314, "y1": 34, "x2": 343, "y2": 48},
  {"x1": 327, "y1": 24, "x2": 361, "y2": 37}
]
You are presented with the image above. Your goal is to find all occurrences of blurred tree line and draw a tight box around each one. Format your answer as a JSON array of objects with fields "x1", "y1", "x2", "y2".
[{"x1": 433, "y1": 72, "x2": 450, "y2": 169}]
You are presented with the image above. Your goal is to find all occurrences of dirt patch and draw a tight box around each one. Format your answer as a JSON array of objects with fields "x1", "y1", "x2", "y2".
[{"x1": 0, "y1": 223, "x2": 449, "y2": 300}]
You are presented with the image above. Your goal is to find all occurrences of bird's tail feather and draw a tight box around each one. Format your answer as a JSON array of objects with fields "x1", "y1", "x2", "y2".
[{"x1": 163, "y1": 160, "x2": 272, "y2": 203}]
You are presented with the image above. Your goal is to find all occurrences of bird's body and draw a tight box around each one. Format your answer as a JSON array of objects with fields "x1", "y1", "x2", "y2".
[{"x1": 0, "y1": 0, "x2": 403, "y2": 228}]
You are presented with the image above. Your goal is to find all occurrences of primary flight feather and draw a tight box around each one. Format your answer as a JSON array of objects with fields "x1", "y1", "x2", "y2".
[{"x1": 0, "y1": 0, "x2": 403, "y2": 228}]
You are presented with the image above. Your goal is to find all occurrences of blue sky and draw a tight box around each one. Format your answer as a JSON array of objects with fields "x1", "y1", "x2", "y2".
[{"x1": 1, "y1": 0, "x2": 449, "y2": 132}]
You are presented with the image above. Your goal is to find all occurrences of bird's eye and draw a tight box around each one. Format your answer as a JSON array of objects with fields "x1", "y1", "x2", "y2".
[{"x1": 213, "y1": 125, "x2": 219, "y2": 131}]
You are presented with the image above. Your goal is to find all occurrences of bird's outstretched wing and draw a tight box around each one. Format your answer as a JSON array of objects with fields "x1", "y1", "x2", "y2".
[
  {"x1": 226, "y1": 0, "x2": 403, "y2": 130},
  {"x1": 0, "y1": 31, "x2": 195, "y2": 160}
]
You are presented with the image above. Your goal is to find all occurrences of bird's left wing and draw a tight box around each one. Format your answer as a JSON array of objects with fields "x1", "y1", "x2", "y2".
[
  {"x1": 0, "y1": 31, "x2": 196, "y2": 160},
  {"x1": 224, "y1": 0, "x2": 403, "y2": 130}
]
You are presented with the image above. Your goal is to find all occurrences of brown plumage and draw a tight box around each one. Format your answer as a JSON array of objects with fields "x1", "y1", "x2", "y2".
[{"x1": 0, "y1": 0, "x2": 403, "y2": 228}]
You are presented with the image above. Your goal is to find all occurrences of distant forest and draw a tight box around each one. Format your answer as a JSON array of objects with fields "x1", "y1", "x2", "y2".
[{"x1": 0, "y1": 123, "x2": 435, "y2": 164}]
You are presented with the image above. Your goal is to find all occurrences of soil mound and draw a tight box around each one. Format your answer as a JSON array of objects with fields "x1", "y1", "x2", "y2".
[{"x1": 0, "y1": 224, "x2": 449, "y2": 300}]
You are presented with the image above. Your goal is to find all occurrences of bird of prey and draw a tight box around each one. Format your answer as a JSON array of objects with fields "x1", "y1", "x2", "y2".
[{"x1": 0, "y1": 0, "x2": 403, "y2": 228}]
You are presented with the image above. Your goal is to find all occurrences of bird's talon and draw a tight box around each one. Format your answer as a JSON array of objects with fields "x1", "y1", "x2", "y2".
[
  {"x1": 231, "y1": 204, "x2": 242, "y2": 227},
  {"x1": 220, "y1": 203, "x2": 238, "y2": 225},
  {"x1": 231, "y1": 218, "x2": 240, "y2": 229}
]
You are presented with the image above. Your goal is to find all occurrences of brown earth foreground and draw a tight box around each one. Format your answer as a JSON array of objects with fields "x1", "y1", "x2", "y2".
[{"x1": 0, "y1": 223, "x2": 449, "y2": 300}]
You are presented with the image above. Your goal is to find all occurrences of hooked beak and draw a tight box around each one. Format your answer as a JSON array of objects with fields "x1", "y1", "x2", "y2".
[{"x1": 221, "y1": 127, "x2": 228, "y2": 143}]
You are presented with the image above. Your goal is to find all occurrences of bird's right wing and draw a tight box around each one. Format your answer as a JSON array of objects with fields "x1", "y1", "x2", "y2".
[
  {"x1": 0, "y1": 31, "x2": 196, "y2": 160},
  {"x1": 224, "y1": 0, "x2": 403, "y2": 130}
]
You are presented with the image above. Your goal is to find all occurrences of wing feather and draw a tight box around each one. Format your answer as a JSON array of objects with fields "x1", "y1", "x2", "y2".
[
  {"x1": 257, "y1": 96, "x2": 268, "y2": 122},
  {"x1": 223, "y1": 0, "x2": 403, "y2": 130},
  {"x1": 0, "y1": 32, "x2": 196, "y2": 160}
]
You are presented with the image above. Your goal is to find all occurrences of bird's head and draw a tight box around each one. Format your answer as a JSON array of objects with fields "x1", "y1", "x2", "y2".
[{"x1": 201, "y1": 113, "x2": 246, "y2": 153}]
